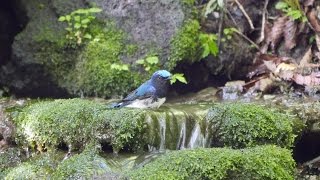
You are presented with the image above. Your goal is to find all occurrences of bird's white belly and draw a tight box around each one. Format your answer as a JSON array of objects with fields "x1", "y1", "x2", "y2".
[{"x1": 125, "y1": 97, "x2": 166, "y2": 109}]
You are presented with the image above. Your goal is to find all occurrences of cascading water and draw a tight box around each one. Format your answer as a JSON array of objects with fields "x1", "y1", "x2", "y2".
[{"x1": 145, "y1": 104, "x2": 213, "y2": 151}]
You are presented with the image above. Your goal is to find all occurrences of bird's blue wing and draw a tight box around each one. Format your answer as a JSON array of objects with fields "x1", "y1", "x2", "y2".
[{"x1": 123, "y1": 80, "x2": 156, "y2": 101}]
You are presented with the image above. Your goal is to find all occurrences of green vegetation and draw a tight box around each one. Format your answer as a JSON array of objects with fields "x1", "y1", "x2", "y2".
[
  {"x1": 73, "y1": 23, "x2": 143, "y2": 97},
  {"x1": 204, "y1": 0, "x2": 224, "y2": 18},
  {"x1": 128, "y1": 145, "x2": 295, "y2": 180},
  {"x1": 199, "y1": 33, "x2": 219, "y2": 58},
  {"x1": 167, "y1": 19, "x2": 201, "y2": 70},
  {"x1": 168, "y1": 19, "x2": 219, "y2": 70},
  {"x1": 4, "y1": 151, "x2": 62, "y2": 180},
  {"x1": 207, "y1": 103, "x2": 295, "y2": 148},
  {"x1": 276, "y1": 0, "x2": 307, "y2": 21},
  {"x1": 222, "y1": 27, "x2": 237, "y2": 42},
  {"x1": 13, "y1": 99, "x2": 146, "y2": 152},
  {"x1": 136, "y1": 55, "x2": 160, "y2": 73},
  {"x1": 170, "y1": 73, "x2": 187, "y2": 84},
  {"x1": 58, "y1": 7, "x2": 102, "y2": 45},
  {"x1": 0, "y1": 148, "x2": 24, "y2": 179},
  {"x1": 52, "y1": 149, "x2": 110, "y2": 179}
]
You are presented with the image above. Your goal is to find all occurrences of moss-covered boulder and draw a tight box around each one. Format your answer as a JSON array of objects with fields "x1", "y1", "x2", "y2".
[
  {"x1": 13, "y1": 99, "x2": 145, "y2": 152},
  {"x1": 207, "y1": 103, "x2": 295, "y2": 148},
  {"x1": 128, "y1": 145, "x2": 295, "y2": 180},
  {"x1": 0, "y1": 147, "x2": 25, "y2": 179},
  {"x1": 51, "y1": 149, "x2": 110, "y2": 179},
  {"x1": 3, "y1": 151, "x2": 62, "y2": 180}
]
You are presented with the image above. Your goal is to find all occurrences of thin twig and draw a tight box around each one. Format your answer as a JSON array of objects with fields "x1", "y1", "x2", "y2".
[
  {"x1": 217, "y1": 0, "x2": 226, "y2": 49},
  {"x1": 234, "y1": 0, "x2": 255, "y2": 30},
  {"x1": 234, "y1": 29, "x2": 260, "y2": 50},
  {"x1": 258, "y1": 0, "x2": 269, "y2": 43}
]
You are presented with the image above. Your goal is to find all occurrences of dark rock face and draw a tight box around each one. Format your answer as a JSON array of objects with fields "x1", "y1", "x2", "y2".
[
  {"x1": 0, "y1": 0, "x2": 26, "y2": 66},
  {"x1": 92, "y1": 0, "x2": 186, "y2": 62}
]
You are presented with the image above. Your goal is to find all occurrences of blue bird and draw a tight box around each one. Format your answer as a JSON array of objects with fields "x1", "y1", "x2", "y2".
[{"x1": 113, "y1": 70, "x2": 172, "y2": 108}]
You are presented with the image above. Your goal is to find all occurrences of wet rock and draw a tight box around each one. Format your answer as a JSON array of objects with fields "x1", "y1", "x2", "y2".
[
  {"x1": 128, "y1": 145, "x2": 295, "y2": 179},
  {"x1": 220, "y1": 80, "x2": 245, "y2": 100},
  {"x1": 0, "y1": 107, "x2": 14, "y2": 149},
  {"x1": 52, "y1": 149, "x2": 111, "y2": 179}
]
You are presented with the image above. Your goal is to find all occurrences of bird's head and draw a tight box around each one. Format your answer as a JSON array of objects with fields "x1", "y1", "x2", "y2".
[{"x1": 151, "y1": 70, "x2": 172, "y2": 86}]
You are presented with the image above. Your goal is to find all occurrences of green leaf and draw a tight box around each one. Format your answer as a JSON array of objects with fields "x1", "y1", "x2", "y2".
[
  {"x1": 136, "y1": 59, "x2": 145, "y2": 64},
  {"x1": 111, "y1": 64, "x2": 120, "y2": 70},
  {"x1": 121, "y1": 64, "x2": 129, "y2": 71},
  {"x1": 275, "y1": 1, "x2": 288, "y2": 10},
  {"x1": 74, "y1": 15, "x2": 81, "y2": 22},
  {"x1": 171, "y1": 73, "x2": 187, "y2": 84},
  {"x1": 201, "y1": 43, "x2": 210, "y2": 58},
  {"x1": 208, "y1": 40, "x2": 219, "y2": 56},
  {"x1": 146, "y1": 56, "x2": 159, "y2": 65},
  {"x1": 175, "y1": 75, "x2": 187, "y2": 84},
  {"x1": 286, "y1": 10, "x2": 302, "y2": 20},
  {"x1": 81, "y1": 18, "x2": 90, "y2": 24},
  {"x1": 74, "y1": 23, "x2": 81, "y2": 29},
  {"x1": 65, "y1": 27, "x2": 72, "y2": 32},
  {"x1": 88, "y1": 8, "x2": 102, "y2": 13},
  {"x1": 84, "y1": 34, "x2": 92, "y2": 39},
  {"x1": 145, "y1": 66, "x2": 150, "y2": 71},
  {"x1": 58, "y1": 16, "x2": 66, "y2": 21},
  {"x1": 66, "y1": 15, "x2": 71, "y2": 22},
  {"x1": 170, "y1": 78, "x2": 177, "y2": 84}
]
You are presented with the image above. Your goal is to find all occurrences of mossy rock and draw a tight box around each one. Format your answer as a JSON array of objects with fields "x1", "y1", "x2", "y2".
[
  {"x1": 71, "y1": 22, "x2": 143, "y2": 97},
  {"x1": 51, "y1": 149, "x2": 110, "y2": 179},
  {"x1": 0, "y1": 147, "x2": 25, "y2": 179},
  {"x1": 13, "y1": 99, "x2": 146, "y2": 152},
  {"x1": 207, "y1": 103, "x2": 295, "y2": 149},
  {"x1": 128, "y1": 145, "x2": 295, "y2": 180},
  {"x1": 167, "y1": 19, "x2": 201, "y2": 70},
  {"x1": 3, "y1": 151, "x2": 62, "y2": 180}
]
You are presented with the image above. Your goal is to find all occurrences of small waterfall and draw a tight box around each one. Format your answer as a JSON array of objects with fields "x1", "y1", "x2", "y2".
[
  {"x1": 187, "y1": 123, "x2": 205, "y2": 149},
  {"x1": 176, "y1": 120, "x2": 186, "y2": 150},
  {"x1": 145, "y1": 104, "x2": 212, "y2": 151},
  {"x1": 159, "y1": 116, "x2": 166, "y2": 151}
]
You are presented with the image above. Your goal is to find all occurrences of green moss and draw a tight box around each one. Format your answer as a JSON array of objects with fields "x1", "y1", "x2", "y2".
[
  {"x1": 128, "y1": 145, "x2": 295, "y2": 180},
  {"x1": 4, "y1": 151, "x2": 62, "y2": 180},
  {"x1": 70, "y1": 22, "x2": 143, "y2": 97},
  {"x1": 0, "y1": 148, "x2": 24, "y2": 178},
  {"x1": 52, "y1": 149, "x2": 110, "y2": 179},
  {"x1": 33, "y1": 19, "x2": 143, "y2": 98},
  {"x1": 167, "y1": 19, "x2": 201, "y2": 70},
  {"x1": 181, "y1": 0, "x2": 195, "y2": 6},
  {"x1": 13, "y1": 99, "x2": 146, "y2": 152},
  {"x1": 99, "y1": 108, "x2": 146, "y2": 152},
  {"x1": 207, "y1": 103, "x2": 295, "y2": 148}
]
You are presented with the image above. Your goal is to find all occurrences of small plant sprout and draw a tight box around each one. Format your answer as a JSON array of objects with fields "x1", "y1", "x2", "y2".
[
  {"x1": 199, "y1": 33, "x2": 219, "y2": 58},
  {"x1": 136, "y1": 56, "x2": 160, "y2": 72},
  {"x1": 58, "y1": 7, "x2": 102, "y2": 45},
  {"x1": 170, "y1": 73, "x2": 187, "y2": 84},
  {"x1": 275, "y1": 0, "x2": 307, "y2": 22},
  {"x1": 222, "y1": 27, "x2": 237, "y2": 42},
  {"x1": 204, "y1": 0, "x2": 224, "y2": 18},
  {"x1": 110, "y1": 64, "x2": 129, "y2": 71}
]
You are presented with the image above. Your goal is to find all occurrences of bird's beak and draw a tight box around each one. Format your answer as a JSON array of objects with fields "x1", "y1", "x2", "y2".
[{"x1": 166, "y1": 76, "x2": 172, "y2": 80}]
